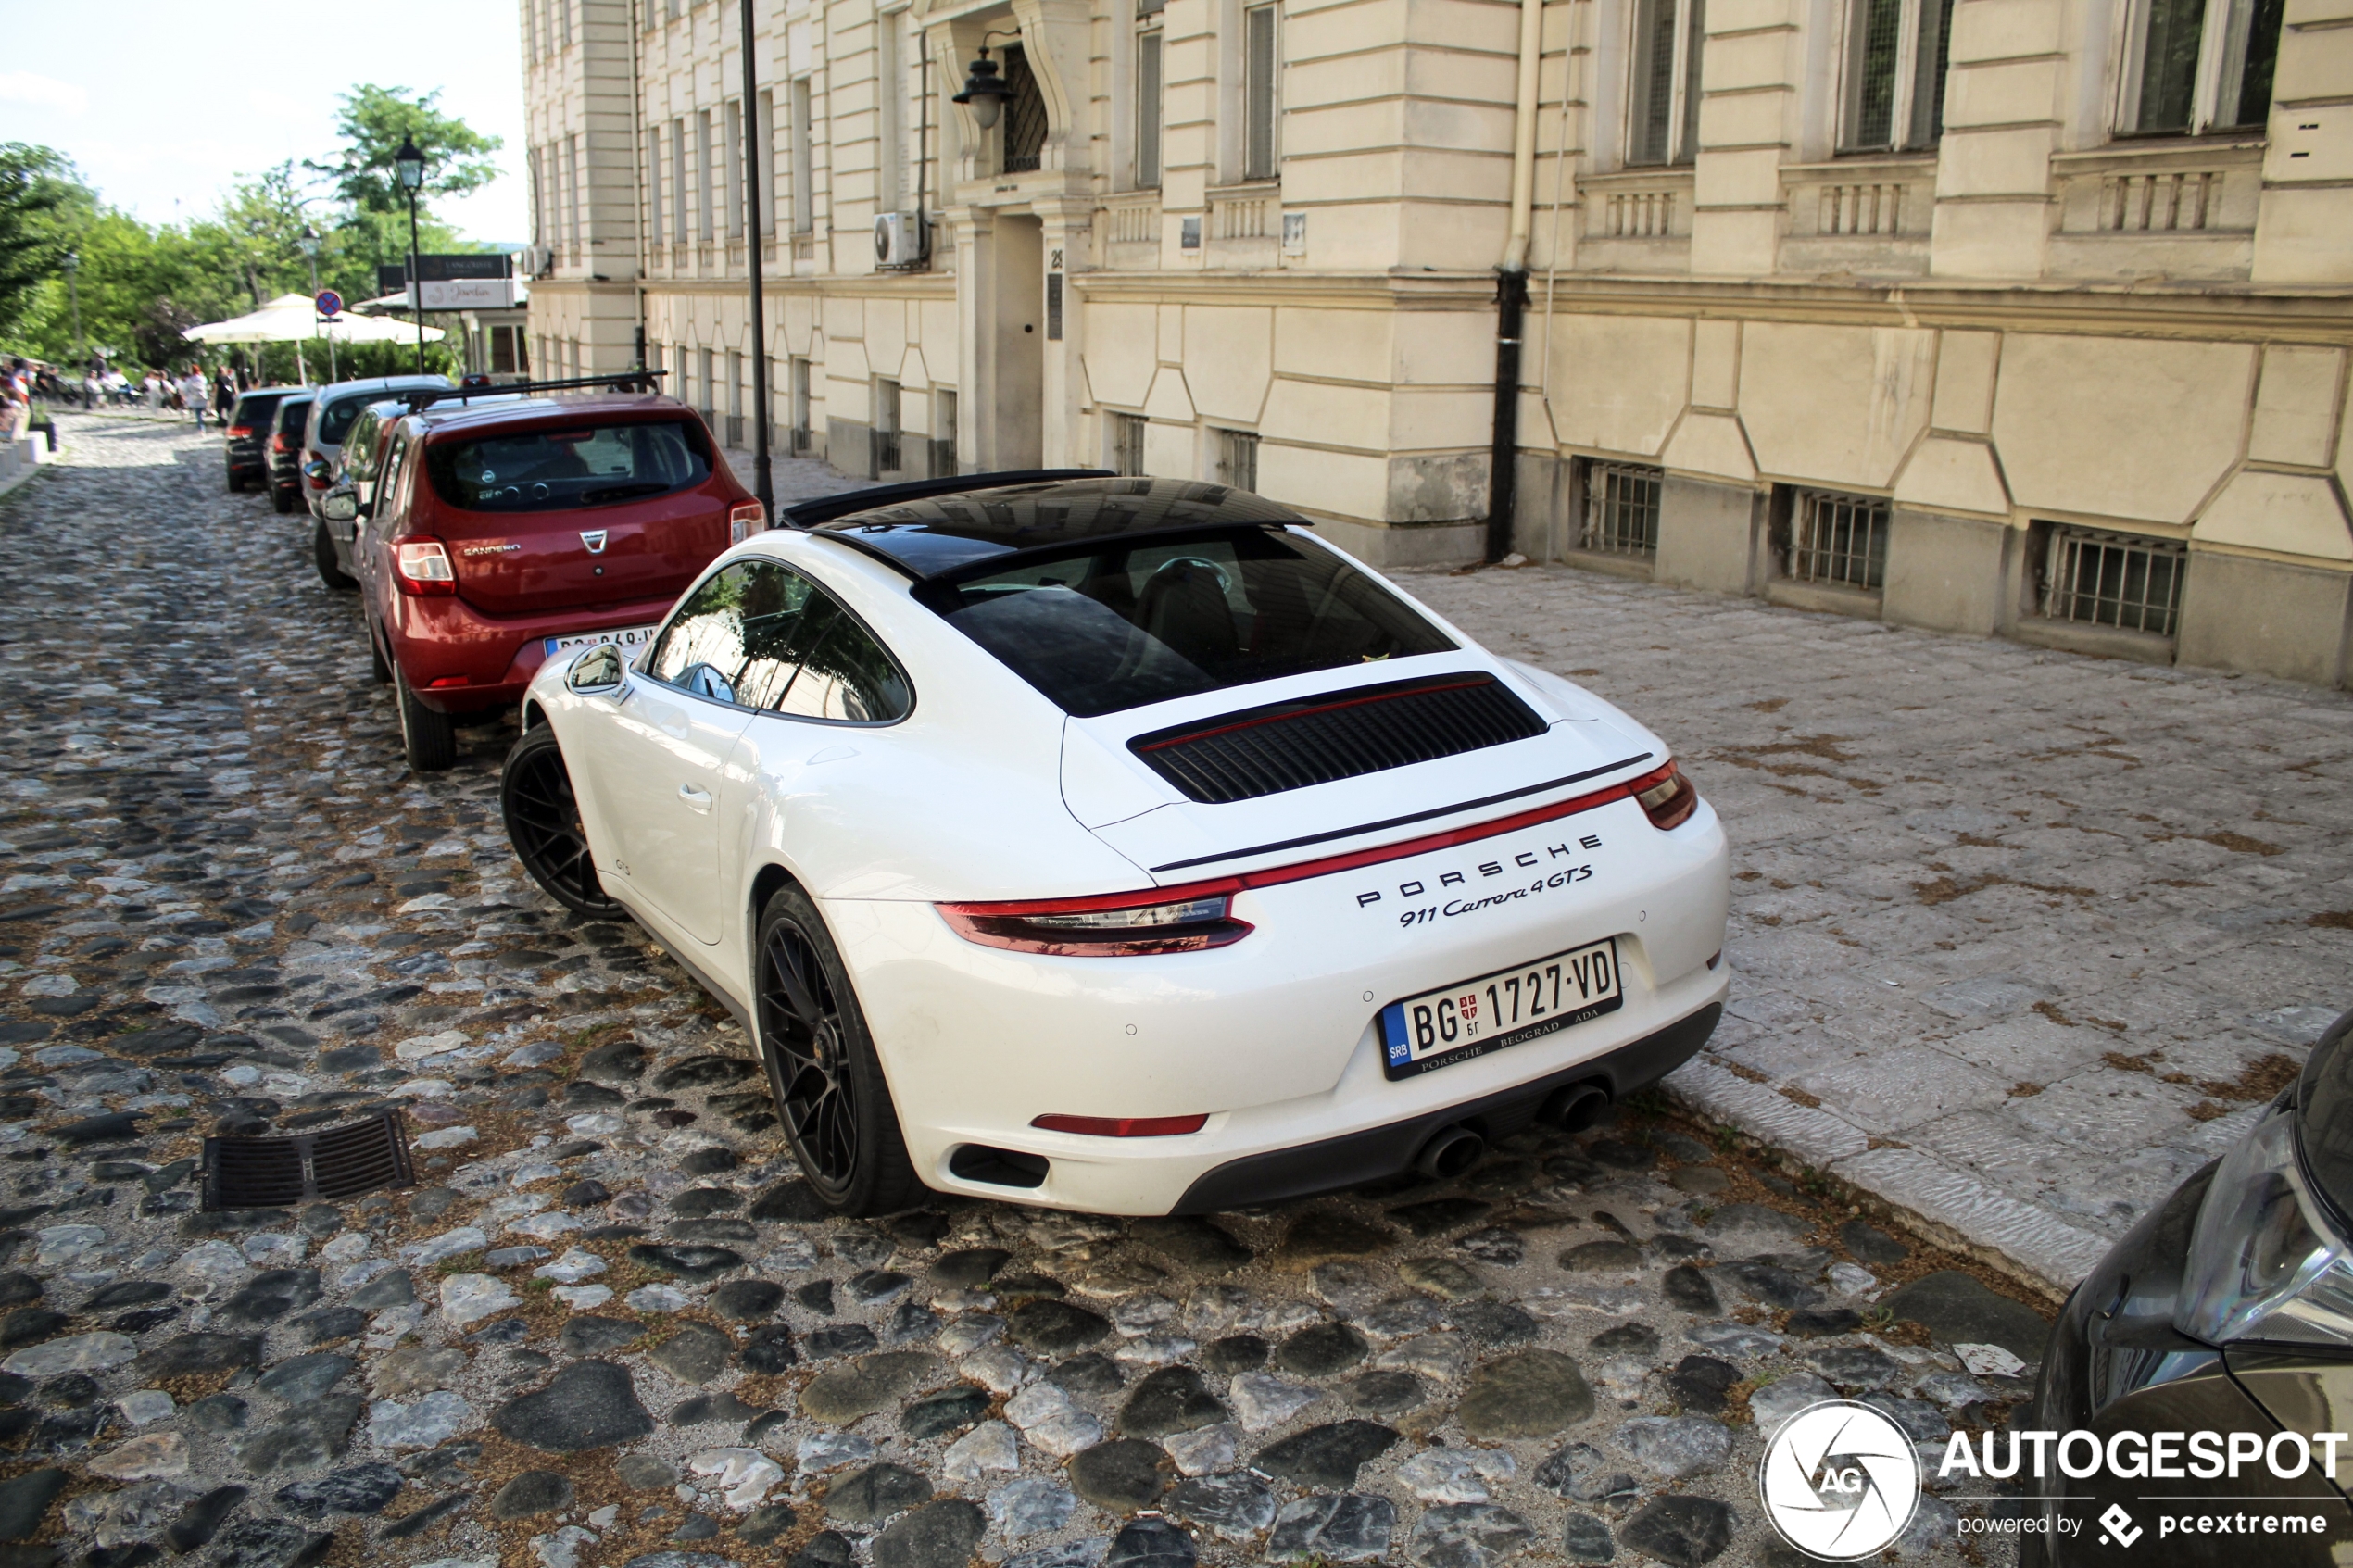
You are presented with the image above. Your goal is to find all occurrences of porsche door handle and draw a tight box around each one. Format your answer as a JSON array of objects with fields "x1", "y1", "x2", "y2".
[{"x1": 678, "y1": 784, "x2": 712, "y2": 813}]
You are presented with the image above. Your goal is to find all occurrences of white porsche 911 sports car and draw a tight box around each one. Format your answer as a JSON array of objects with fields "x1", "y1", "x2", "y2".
[{"x1": 502, "y1": 472, "x2": 1730, "y2": 1216}]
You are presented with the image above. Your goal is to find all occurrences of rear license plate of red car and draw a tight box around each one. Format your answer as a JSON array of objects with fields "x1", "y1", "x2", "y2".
[
  {"x1": 545, "y1": 623, "x2": 657, "y2": 659},
  {"x1": 1378, "y1": 938, "x2": 1622, "y2": 1080}
]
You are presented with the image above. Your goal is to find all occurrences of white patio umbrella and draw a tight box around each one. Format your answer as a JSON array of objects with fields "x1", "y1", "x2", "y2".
[{"x1": 182, "y1": 294, "x2": 444, "y2": 382}]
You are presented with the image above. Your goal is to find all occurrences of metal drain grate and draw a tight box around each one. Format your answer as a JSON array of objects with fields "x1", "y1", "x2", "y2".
[{"x1": 202, "y1": 1108, "x2": 418, "y2": 1210}]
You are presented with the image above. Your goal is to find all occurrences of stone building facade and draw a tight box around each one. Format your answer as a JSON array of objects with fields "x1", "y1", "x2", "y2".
[{"x1": 521, "y1": 0, "x2": 2353, "y2": 686}]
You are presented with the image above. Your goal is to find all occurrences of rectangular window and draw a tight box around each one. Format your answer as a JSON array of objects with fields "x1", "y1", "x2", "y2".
[
  {"x1": 2040, "y1": 525, "x2": 2187, "y2": 637},
  {"x1": 727, "y1": 351, "x2": 745, "y2": 446},
  {"x1": 1216, "y1": 428, "x2": 1260, "y2": 493},
  {"x1": 647, "y1": 124, "x2": 664, "y2": 245},
  {"x1": 558, "y1": 0, "x2": 572, "y2": 47},
  {"x1": 1627, "y1": 0, "x2": 1706, "y2": 166},
  {"x1": 791, "y1": 357, "x2": 813, "y2": 452},
  {"x1": 879, "y1": 19, "x2": 904, "y2": 212},
  {"x1": 2122, "y1": 0, "x2": 2284, "y2": 133},
  {"x1": 489, "y1": 326, "x2": 519, "y2": 375},
  {"x1": 566, "y1": 134, "x2": 583, "y2": 253},
  {"x1": 697, "y1": 110, "x2": 716, "y2": 242},
  {"x1": 1003, "y1": 45, "x2": 1048, "y2": 174},
  {"x1": 757, "y1": 90, "x2": 777, "y2": 236},
  {"x1": 1580, "y1": 461, "x2": 1663, "y2": 556},
  {"x1": 790, "y1": 80, "x2": 816, "y2": 234},
  {"x1": 1112, "y1": 413, "x2": 1147, "y2": 477},
  {"x1": 1137, "y1": 22, "x2": 1165, "y2": 188},
  {"x1": 527, "y1": 146, "x2": 544, "y2": 245},
  {"x1": 724, "y1": 99, "x2": 744, "y2": 241},
  {"x1": 1840, "y1": 0, "x2": 1954, "y2": 151},
  {"x1": 935, "y1": 389, "x2": 958, "y2": 476},
  {"x1": 699, "y1": 347, "x2": 716, "y2": 423},
  {"x1": 1782, "y1": 488, "x2": 1889, "y2": 590},
  {"x1": 874, "y1": 379, "x2": 902, "y2": 474},
  {"x1": 1243, "y1": 3, "x2": 1279, "y2": 182}
]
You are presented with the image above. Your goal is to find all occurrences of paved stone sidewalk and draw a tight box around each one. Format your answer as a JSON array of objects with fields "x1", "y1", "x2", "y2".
[
  {"x1": 1402, "y1": 562, "x2": 2353, "y2": 1291},
  {"x1": 0, "y1": 416, "x2": 2045, "y2": 1568}
]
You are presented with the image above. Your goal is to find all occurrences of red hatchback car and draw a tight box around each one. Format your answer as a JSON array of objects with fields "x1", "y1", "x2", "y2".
[{"x1": 322, "y1": 382, "x2": 763, "y2": 771}]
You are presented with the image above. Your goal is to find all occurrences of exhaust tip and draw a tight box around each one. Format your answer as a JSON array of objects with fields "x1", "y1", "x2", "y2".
[
  {"x1": 1539, "y1": 1083, "x2": 1611, "y2": 1134},
  {"x1": 948, "y1": 1145, "x2": 1050, "y2": 1190},
  {"x1": 1415, "y1": 1124, "x2": 1487, "y2": 1181}
]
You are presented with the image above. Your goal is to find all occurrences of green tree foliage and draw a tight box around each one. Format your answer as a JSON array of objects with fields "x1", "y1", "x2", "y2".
[
  {"x1": 0, "y1": 84, "x2": 505, "y2": 381},
  {"x1": 0, "y1": 144, "x2": 94, "y2": 338},
  {"x1": 306, "y1": 85, "x2": 504, "y2": 216}
]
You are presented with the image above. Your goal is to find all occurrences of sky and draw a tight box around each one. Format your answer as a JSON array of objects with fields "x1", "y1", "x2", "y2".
[{"x1": 0, "y1": 0, "x2": 528, "y2": 243}]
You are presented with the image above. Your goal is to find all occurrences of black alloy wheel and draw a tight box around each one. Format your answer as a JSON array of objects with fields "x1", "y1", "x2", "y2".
[
  {"x1": 499, "y1": 726, "x2": 622, "y2": 917},
  {"x1": 756, "y1": 884, "x2": 921, "y2": 1215}
]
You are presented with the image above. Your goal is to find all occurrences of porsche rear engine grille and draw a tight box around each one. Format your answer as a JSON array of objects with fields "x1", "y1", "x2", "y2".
[{"x1": 1131, "y1": 673, "x2": 1550, "y2": 805}]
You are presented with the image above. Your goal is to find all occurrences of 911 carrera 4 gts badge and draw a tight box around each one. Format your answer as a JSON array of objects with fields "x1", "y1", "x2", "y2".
[{"x1": 580, "y1": 530, "x2": 609, "y2": 555}]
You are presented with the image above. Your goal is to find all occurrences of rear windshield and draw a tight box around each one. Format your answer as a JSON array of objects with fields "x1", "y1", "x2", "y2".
[
  {"x1": 230, "y1": 395, "x2": 283, "y2": 427},
  {"x1": 275, "y1": 400, "x2": 312, "y2": 436},
  {"x1": 914, "y1": 528, "x2": 1456, "y2": 718},
  {"x1": 424, "y1": 420, "x2": 714, "y2": 513},
  {"x1": 316, "y1": 395, "x2": 374, "y2": 446}
]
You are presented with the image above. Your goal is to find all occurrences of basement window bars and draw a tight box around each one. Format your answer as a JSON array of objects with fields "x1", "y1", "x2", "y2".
[
  {"x1": 1581, "y1": 461, "x2": 1663, "y2": 557},
  {"x1": 1112, "y1": 413, "x2": 1147, "y2": 477},
  {"x1": 1216, "y1": 428, "x2": 1260, "y2": 494},
  {"x1": 1785, "y1": 488, "x2": 1889, "y2": 590},
  {"x1": 2041, "y1": 524, "x2": 2187, "y2": 638}
]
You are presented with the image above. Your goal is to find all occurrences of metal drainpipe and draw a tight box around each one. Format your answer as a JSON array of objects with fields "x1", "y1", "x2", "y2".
[{"x1": 1486, "y1": 0, "x2": 1547, "y2": 563}]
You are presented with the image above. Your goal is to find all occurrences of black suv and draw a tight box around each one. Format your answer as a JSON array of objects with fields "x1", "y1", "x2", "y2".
[
  {"x1": 225, "y1": 385, "x2": 306, "y2": 492},
  {"x1": 267, "y1": 394, "x2": 313, "y2": 513}
]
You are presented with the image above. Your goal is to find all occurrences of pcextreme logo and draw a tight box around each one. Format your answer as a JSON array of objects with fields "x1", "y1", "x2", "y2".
[{"x1": 1759, "y1": 1400, "x2": 1921, "y2": 1560}]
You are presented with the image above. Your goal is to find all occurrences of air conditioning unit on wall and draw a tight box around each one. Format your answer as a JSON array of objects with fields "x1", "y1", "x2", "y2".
[{"x1": 875, "y1": 213, "x2": 928, "y2": 271}]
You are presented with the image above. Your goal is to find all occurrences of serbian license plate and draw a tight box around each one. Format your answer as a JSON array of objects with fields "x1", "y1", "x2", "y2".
[
  {"x1": 544, "y1": 623, "x2": 657, "y2": 659},
  {"x1": 1379, "y1": 938, "x2": 1622, "y2": 1080}
]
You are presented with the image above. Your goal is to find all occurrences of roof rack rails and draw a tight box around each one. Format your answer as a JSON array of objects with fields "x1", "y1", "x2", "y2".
[
  {"x1": 781, "y1": 468, "x2": 1115, "y2": 530},
  {"x1": 399, "y1": 370, "x2": 669, "y2": 412}
]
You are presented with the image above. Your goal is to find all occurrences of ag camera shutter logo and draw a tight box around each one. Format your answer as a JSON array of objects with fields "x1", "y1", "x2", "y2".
[{"x1": 1759, "y1": 1400, "x2": 1922, "y2": 1559}]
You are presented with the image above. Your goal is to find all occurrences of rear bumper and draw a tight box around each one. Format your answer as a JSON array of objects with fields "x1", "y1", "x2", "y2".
[
  {"x1": 389, "y1": 592, "x2": 675, "y2": 714},
  {"x1": 1173, "y1": 1000, "x2": 1718, "y2": 1211}
]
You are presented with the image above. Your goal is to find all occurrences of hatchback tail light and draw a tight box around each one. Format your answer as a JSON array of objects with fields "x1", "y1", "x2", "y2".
[
  {"x1": 393, "y1": 539, "x2": 458, "y2": 596},
  {"x1": 227, "y1": 425, "x2": 254, "y2": 438},
  {"x1": 937, "y1": 890, "x2": 1252, "y2": 956},
  {"x1": 1030, "y1": 1114, "x2": 1209, "y2": 1137},
  {"x1": 270, "y1": 433, "x2": 290, "y2": 454},
  {"x1": 730, "y1": 500, "x2": 766, "y2": 545},
  {"x1": 1635, "y1": 761, "x2": 1699, "y2": 831}
]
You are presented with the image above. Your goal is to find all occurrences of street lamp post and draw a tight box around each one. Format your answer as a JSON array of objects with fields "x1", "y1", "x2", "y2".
[
  {"x1": 61, "y1": 251, "x2": 83, "y2": 401},
  {"x1": 297, "y1": 223, "x2": 336, "y2": 384},
  {"x1": 739, "y1": 0, "x2": 773, "y2": 513},
  {"x1": 395, "y1": 136, "x2": 426, "y2": 376}
]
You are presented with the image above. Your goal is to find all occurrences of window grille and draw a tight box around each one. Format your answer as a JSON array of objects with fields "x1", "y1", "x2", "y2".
[
  {"x1": 1785, "y1": 489, "x2": 1888, "y2": 590},
  {"x1": 2041, "y1": 525, "x2": 2186, "y2": 638},
  {"x1": 935, "y1": 389, "x2": 958, "y2": 476},
  {"x1": 873, "y1": 380, "x2": 902, "y2": 475},
  {"x1": 1216, "y1": 429, "x2": 1259, "y2": 493},
  {"x1": 1580, "y1": 462, "x2": 1663, "y2": 556},
  {"x1": 1112, "y1": 413, "x2": 1147, "y2": 477},
  {"x1": 1002, "y1": 47, "x2": 1048, "y2": 174},
  {"x1": 1137, "y1": 29, "x2": 1164, "y2": 188},
  {"x1": 1243, "y1": 5, "x2": 1279, "y2": 182},
  {"x1": 789, "y1": 358, "x2": 812, "y2": 453}
]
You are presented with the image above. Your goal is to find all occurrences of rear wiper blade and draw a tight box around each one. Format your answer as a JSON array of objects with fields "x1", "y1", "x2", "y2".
[{"x1": 580, "y1": 482, "x2": 671, "y2": 505}]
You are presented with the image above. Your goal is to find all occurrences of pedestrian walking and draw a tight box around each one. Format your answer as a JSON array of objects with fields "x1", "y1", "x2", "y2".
[
  {"x1": 143, "y1": 371, "x2": 163, "y2": 411},
  {"x1": 0, "y1": 360, "x2": 27, "y2": 440},
  {"x1": 179, "y1": 367, "x2": 210, "y2": 432}
]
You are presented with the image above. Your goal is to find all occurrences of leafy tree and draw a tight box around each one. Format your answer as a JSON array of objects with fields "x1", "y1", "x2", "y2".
[
  {"x1": 306, "y1": 85, "x2": 504, "y2": 217},
  {"x1": 0, "y1": 144, "x2": 94, "y2": 338}
]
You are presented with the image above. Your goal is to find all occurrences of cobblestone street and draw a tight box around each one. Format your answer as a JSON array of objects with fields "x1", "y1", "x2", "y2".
[
  {"x1": 0, "y1": 413, "x2": 2322, "y2": 1568},
  {"x1": 1403, "y1": 558, "x2": 2353, "y2": 1290}
]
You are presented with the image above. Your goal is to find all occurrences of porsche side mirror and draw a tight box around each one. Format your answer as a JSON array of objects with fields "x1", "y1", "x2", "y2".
[
  {"x1": 569, "y1": 645, "x2": 626, "y2": 695},
  {"x1": 320, "y1": 490, "x2": 359, "y2": 524}
]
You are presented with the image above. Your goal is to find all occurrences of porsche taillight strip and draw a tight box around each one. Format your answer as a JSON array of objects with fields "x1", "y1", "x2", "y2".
[
  {"x1": 1147, "y1": 751, "x2": 1655, "y2": 874},
  {"x1": 946, "y1": 757, "x2": 1678, "y2": 922}
]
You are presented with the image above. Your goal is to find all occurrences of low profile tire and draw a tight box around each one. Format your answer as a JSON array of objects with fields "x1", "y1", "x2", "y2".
[
  {"x1": 756, "y1": 884, "x2": 922, "y2": 1216},
  {"x1": 500, "y1": 726, "x2": 623, "y2": 918},
  {"x1": 271, "y1": 485, "x2": 295, "y2": 515},
  {"x1": 313, "y1": 521, "x2": 357, "y2": 591},
  {"x1": 394, "y1": 664, "x2": 458, "y2": 773}
]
